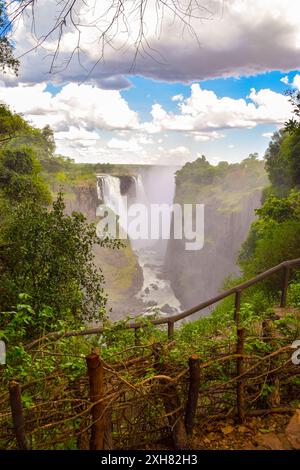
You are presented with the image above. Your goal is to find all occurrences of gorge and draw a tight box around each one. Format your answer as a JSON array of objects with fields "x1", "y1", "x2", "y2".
[{"x1": 57, "y1": 157, "x2": 268, "y2": 321}]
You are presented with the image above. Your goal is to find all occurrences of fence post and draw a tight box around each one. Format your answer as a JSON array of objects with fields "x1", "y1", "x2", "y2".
[
  {"x1": 152, "y1": 344, "x2": 188, "y2": 449},
  {"x1": 134, "y1": 327, "x2": 140, "y2": 346},
  {"x1": 236, "y1": 327, "x2": 245, "y2": 423},
  {"x1": 280, "y1": 266, "x2": 290, "y2": 308},
  {"x1": 168, "y1": 321, "x2": 174, "y2": 340},
  {"x1": 86, "y1": 352, "x2": 105, "y2": 450},
  {"x1": 9, "y1": 380, "x2": 28, "y2": 450},
  {"x1": 262, "y1": 319, "x2": 281, "y2": 408},
  {"x1": 185, "y1": 354, "x2": 200, "y2": 436},
  {"x1": 234, "y1": 290, "x2": 242, "y2": 326}
]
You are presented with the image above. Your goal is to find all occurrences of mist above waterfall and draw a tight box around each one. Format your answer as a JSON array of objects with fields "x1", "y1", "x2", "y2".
[
  {"x1": 97, "y1": 166, "x2": 182, "y2": 316},
  {"x1": 97, "y1": 166, "x2": 179, "y2": 252},
  {"x1": 135, "y1": 165, "x2": 179, "y2": 255}
]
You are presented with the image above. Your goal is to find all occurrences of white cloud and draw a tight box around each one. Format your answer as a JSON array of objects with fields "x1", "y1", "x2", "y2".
[
  {"x1": 192, "y1": 131, "x2": 225, "y2": 142},
  {"x1": 280, "y1": 75, "x2": 290, "y2": 85},
  {"x1": 262, "y1": 132, "x2": 274, "y2": 138},
  {"x1": 169, "y1": 146, "x2": 190, "y2": 156},
  {"x1": 172, "y1": 94, "x2": 184, "y2": 102},
  {"x1": 143, "y1": 84, "x2": 294, "y2": 134},
  {"x1": 107, "y1": 138, "x2": 142, "y2": 152},
  {"x1": 0, "y1": 78, "x2": 295, "y2": 164},
  {"x1": 4, "y1": 0, "x2": 300, "y2": 86},
  {"x1": 292, "y1": 74, "x2": 300, "y2": 90},
  {"x1": 0, "y1": 82, "x2": 139, "y2": 131},
  {"x1": 161, "y1": 146, "x2": 192, "y2": 165},
  {"x1": 279, "y1": 74, "x2": 300, "y2": 89}
]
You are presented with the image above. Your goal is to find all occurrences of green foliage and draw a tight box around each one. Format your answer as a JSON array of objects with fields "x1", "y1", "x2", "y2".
[
  {"x1": 239, "y1": 190, "x2": 300, "y2": 290},
  {"x1": 264, "y1": 129, "x2": 291, "y2": 192},
  {"x1": 0, "y1": 193, "x2": 120, "y2": 325},
  {"x1": 0, "y1": 105, "x2": 123, "y2": 332},
  {"x1": 6, "y1": 124, "x2": 56, "y2": 164},
  {"x1": 265, "y1": 95, "x2": 300, "y2": 192},
  {"x1": 288, "y1": 279, "x2": 300, "y2": 308},
  {"x1": 284, "y1": 90, "x2": 300, "y2": 134},
  {"x1": 0, "y1": 104, "x2": 28, "y2": 140},
  {"x1": 0, "y1": 145, "x2": 51, "y2": 204},
  {"x1": 240, "y1": 91, "x2": 300, "y2": 289},
  {"x1": 176, "y1": 155, "x2": 216, "y2": 187},
  {"x1": 176, "y1": 153, "x2": 262, "y2": 189}
]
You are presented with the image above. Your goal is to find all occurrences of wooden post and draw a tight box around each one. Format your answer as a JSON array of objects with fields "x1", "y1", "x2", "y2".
[
  {"x1": 234, "y1": 290, "x2": 242, "y2": 326},
  {"x1": 262, "y1": 319, "x2": 281, "y2": 408},
  {"x1": 134, "y1": 327, "x2": 140, "y2": 346},
  {"x1": 280, "y1": 266, "x2": 290, "y2": 308},
  {"x1": 104, "y1": 409, "x2": 113, "y2": 450},
  {"x1": 152, "y1": 345, "x2": 188, "y2": 449},
  {"x1": 168, "y1": 321, "x2": 174, "y2": 340},
  {"x1": 86, "y1": 352, "x2": 105, "y2": 450},
  {"x1": 9, "y1": 380, "x2": 28, "y2": 450},
  {"x1": 236, "y1": 327, "x2": 245, "y2": 423},
  {"x1": 163, "y1": 388, "x2": 188, "y2": 449},
  {"x1": 185, "y1": 354, "x2": 200, "y2": 436}
]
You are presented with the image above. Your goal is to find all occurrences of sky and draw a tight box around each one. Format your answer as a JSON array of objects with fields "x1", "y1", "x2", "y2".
[{"x1": 1, "y1": 0, "x2": 300, "y2": 166}]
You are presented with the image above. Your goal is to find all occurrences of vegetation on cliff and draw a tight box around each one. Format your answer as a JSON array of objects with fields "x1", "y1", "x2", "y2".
[
  {"x1": 166, "y1": 154, "x2": 268, "y2": 309},
  {"x1": 0, "y1": 106, "x2": 122, "y2": 330},
  {"x1": 238, "y1": 92, "x2": 300, "y2": 291}
]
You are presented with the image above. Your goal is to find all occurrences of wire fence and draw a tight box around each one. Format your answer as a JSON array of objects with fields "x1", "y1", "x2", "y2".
[{"x1": 0, "y1": 309, "x2": 299, "y2": 450}]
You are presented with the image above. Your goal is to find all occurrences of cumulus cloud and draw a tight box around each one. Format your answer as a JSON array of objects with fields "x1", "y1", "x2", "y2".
[
  {"x1": 107, "y1": 138, "x2": 142, "y2": 152},
  {"x1": 142, "y1": 84, "x2": 293, "y2": 134},
  {"x1": 0, "y1": 82, "x2": 139, "y2": 131},
  {"x1": 281, "y1": 76, "x2": 290, "y2": 85},
  {"x1": 262, "y1": 132, "x2": 274, "y2": 139},
  {"x1": 0, "y1": 79, "x2": 294, "y2": 164},
  {"x1": 292, "y1": 74, "x2": 300, "y2": 90},
  {"x1": 172, "y1": 94, "x2": 184, "y2": 102},
  {"x1": 4, "y1": 0, "x2": 300, "y2": 86},
  {"x1": 279, "y1": 74, "x2": 300, "y2": 89}
]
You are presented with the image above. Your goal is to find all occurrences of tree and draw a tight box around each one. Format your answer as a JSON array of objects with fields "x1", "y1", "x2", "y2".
[
  {"x1": 238, "y1": 190, "x2": 300, "y2": 290},
  {"x1": 0, "y1": 104, "x2": 29, "y2": 143},
  {"x1": 264, "y1": 129, "x2": 290, "y2": 192},
  {"x1": 0, "y1": 193, "x2": 119, "y2": 325},
  {"x1": 0, "y1": 1, "x2": 18, "y2": 74},
  {"x1": 0, "y1": 145, "x2": 51, "y2": 204},
  {"x1": 6, "y1": 124, "x2": 57, "y2": 163},
  {"x1": 284, "y1": 90, "x2": 300, "y2": 134},
  {"x1": 264, "y1": 90, "x2": 300, "y2": 192}
]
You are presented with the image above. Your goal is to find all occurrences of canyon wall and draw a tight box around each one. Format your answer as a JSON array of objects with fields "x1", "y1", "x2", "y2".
[
  {"x1": 51, "y1": 176, "x2": 144, "y2": 320},
  {"x1": 165, "y1": 159, "x2": 269, "y2": 312}
]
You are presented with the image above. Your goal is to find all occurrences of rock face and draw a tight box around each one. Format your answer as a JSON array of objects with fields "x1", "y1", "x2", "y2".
[
  {"x1": 58, "y1": 180, "x2": 144, "y2": 320},
  {"x1": 63, "y1": 184, "x2": 98, "y2": 221},
  {"x1": 165, "y1": 162, "x2": 268, "y2": 312}
]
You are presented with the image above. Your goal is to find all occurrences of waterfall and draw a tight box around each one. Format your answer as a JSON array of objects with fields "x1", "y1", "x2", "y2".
[
  {"x1": 96, "y1": 170, "x2": 181, "y2": 316},
  {"x1": 97, "y1": 175, "x2": 128, "y2": 232},
  {"x1": 134, "y1": 175, "x2": 148, "y2": 205}
]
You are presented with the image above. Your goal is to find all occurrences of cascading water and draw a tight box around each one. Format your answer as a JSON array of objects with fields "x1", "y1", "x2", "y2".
[
  {"x1": 97, "y1": 175, "x2": 128, "y2": 233},
  {"x1": 96, "y1": 172, "x2": 181, "y2": 317},
  {"x1": 134, "y1": 175, "x2": 148, "y2": 204}
]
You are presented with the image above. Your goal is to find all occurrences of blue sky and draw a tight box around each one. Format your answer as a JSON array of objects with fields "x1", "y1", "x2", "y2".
[
  {"x1": 124, "y1": 71, "x2": 295, "y2": 115},
  {"x1": 1, "y1": 0, "x2": 300, "y2": 165},
  {"x1": 119, "y1": 71, "x2": 299, "y2": 163}
]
